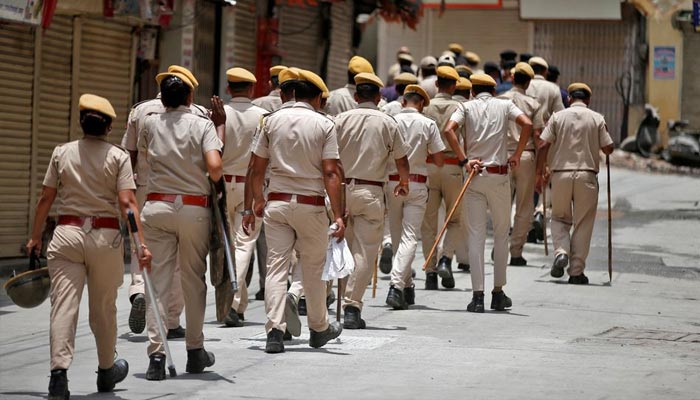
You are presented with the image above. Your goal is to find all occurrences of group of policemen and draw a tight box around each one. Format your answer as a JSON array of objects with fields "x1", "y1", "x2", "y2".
[{"x1": 25, "y1": 42, "x2": 614, "y2": 399}]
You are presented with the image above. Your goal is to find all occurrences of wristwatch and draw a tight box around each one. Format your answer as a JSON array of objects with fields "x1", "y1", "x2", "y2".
[
  {"x1": 240, "y1": 209, "x2": 254, "y2": 216},
  {"x1": 458, "y1": 158, "x2": 469, "y2": 167}
]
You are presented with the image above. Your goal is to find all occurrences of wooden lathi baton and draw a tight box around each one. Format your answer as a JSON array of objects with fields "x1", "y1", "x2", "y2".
[
  {"x1": 542, "y1": 174, "x2": 549, "y2": 256},
  {"x1": 422, "y1": 168, "x2": 478, "y2": 271},
  {"x1": 606, "y1": 154, "x2": 612, "y2": 282}
]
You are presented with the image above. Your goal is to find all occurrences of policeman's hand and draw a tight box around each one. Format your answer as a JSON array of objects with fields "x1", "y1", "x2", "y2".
[
  {"x1": 139, "y1": 247, "x2": 153, "y2": 272},
  {"x1": 253, "y1": 199, "x2": 266, "y2": 218},
  {"x1": 394, "y1": 181, "x2": 409, "y2": 197},
  {"x1": 242, "y1": 215, "x2": 256, "y2": 236},
  {"x1": 25, "y1": 238, "x2": 42, "y2": 257},
  {"x1": 210, "y1": 96, "x2": 226, "y2": 127},
  {"x1": 535, "y1": 174, "x2": 545, "y2": 194},
  {"x1": 467, "y1": 159, "x2": 484, "y2": 173},
  {"x1": 508, "y1": 153, "x2": 520, "y2": 170},
  {"x1": 331, "y1": 217, "x2": 346, "y2": 242}
]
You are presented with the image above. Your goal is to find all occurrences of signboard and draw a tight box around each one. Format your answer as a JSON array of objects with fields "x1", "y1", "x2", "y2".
[
  {"x1": 520, "y1": 0, "x2": 621, "y2": 20},
  {"x1": 653, "y1": 46, "x2": 675, "y2": 80},
  {"x1": 422, "y1": 0, "x2": 501, "y2": 10},
  {"x1": 0, "y1": 0, "x2": 41, "y2": 25}
]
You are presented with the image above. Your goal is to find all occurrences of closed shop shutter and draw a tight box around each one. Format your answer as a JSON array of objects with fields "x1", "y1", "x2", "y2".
[
  {"x1": 278, "y1": 4, "x2": 321, "y2": 72},
  {"x1": 327, "y1": 0, "x2": 353, "y2": 90},
  {"x1": 681, "y1": 31, "x2": 700, "y2": 129},
  {"x1": 77, "y1": 17, "x2": 134, "y2": 144},
  {"x1": 194, "y1": 0, "x2": 217, "y2": 104},
  {"x1": 0, "y1": 22, "x2": 35, "y2": 257},
  {"x1": 232, "y1": 0, "x2": 257, "y2": 73}
]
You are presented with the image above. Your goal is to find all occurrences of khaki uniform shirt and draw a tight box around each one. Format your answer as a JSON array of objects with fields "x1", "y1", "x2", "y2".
[
  {"x1": 387, "y1": 107, "x2": 445, "y2": 176},
  {"x1": 423, "y1": 93, "x2": 461, "y2": 156},
  {"x1": 449, "y1": 92, "x2": 524, "y2": 167},
  {"x1": 139, "y1": 106, "x2": 223, "y2": 196},
  {"x1": 381, "y1": 97, "x2": 403, "y2": 116},
  {"x1": 223, "y1": 97, "x2": 267, "y2": 176},
  {"x1": 252, "y1": 90, "x2": 282, "y2": 112},
  {"x1": 325, "y1": 84, "x2": 357, "y2": 116},
  {"x1": 253, "y1": 102, "x2": 339, "y2": 197},
  {"x1": 498, "y1": 87, "x2": 544, "y2": 151},
  {"x1": 43, "y1": 136, "x2": 135, "y2": 217},
  {"x1": 453, "y1": 94, "x2": 469, "y2": 103},
  {"x1": 526, "y1": 75, "x2": 564, "y2": 122},
  {"x1": 334, "y1": 102, "x2": 410, "y2": 182},
  {"x1": 121, "y1": 96, "x2": 208, "y2": 186},
  {"x1": 419, "y1": 75, "x2": 438, "y2": 99},
  {"x1": 541, "y1": 102, "x2": 613, "y2": 173}
]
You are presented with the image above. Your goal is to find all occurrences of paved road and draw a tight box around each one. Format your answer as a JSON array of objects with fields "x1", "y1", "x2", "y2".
[{"x1": 1, "y1": 167, "x2": 698, "y2": 399}]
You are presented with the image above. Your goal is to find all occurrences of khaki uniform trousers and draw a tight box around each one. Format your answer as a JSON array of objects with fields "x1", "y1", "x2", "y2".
[
  {"x1": 225, "y1": 180, "x2": 262, "y2": 313},
  {"x1": 47, "y1": 224, "x2": 124, "y2": 370},
  {"x1": 264, "y1": 199, "x2": 330, "y2": 333},
  {"x1": 509, "y1": 151, "x2": 537, "y2": 257},
  {"x1": 466, "y1": 174, "x2": 511, "y2": 292},
  {"x1": 343, "y1": 184, "x2": 385, "y2": 310},
  {"x1": 550, "y1": 171, "x2": 599, "y2": 276},
  {"x1": 386, "y1": 181, "x2": 428, "y2": 290},
  {"x1": 142, "y1": 200, "x2": 210, "y2": 355},
  {"x1": 421, "y1": 163, "x2": 464, "y2": 271},
  {"x1": 129, "y1": 185, "x2": 184, "y2": 329}
]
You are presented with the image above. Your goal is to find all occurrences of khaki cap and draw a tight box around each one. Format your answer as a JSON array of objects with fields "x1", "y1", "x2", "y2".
[
  {"x1": 168, "y1": 65, "x2": 199, "y2": 88},
  {"x1": 469, "y1": 73, "x2": 497, "y2": 87},
  {"x1": 279, "y1": 67, "x2": 301, "y2": 84},
  {"x1": 436, "y1": 66, "x2": 459, "y2": 81},
  {"x1": 513, "y1": 62, "x2": 534, "y2": 78},
  {"x1": 348, "y1": 56, "x2": 374, "y2": 74},
  {"x1": 420, "y1": 56, "x2": 438, "y2": 69},
  {"x1": 456, "y1": 77, "x2": 472, "y2": 91},
  {"x1": 403, "y1": 84, "x2": 430, "y2": 106},
  {"x1": 270, "y1": 65, "x2": 287, "y2": 76},
  {"x1": 465, "y1": 51, "x2": 480, "y2": 64},
  {"x1": 398, "y1": 53, "x2": 414, "y2": 63},
  {"x1": 226, "y1": 67, "x2": 257, "y2": 83},
  {"x1": 456, "y1": 65, "x2": 473, "y2": 75},
  {"x1": 394, "y1": 72, "x2": 418, "y2": 85},
  {"x1": 79, "y1": 94, "x2": 116, "y2": 119},
  {"x1": 354, "y1": 72, "x2": 384, "y2": 88},
  {"x1": 322, "y1": 91, "x2": 329, "y2": 99},
  {"x1": 156, "y1": 71, "x2": 195, "y2": 90},
  {"x1": 528, "y1": 56, "x2": 548, "y2": 70},
  {"x1": 567, "y1": 82, "x2": 592, "y2": 96},
  {"x1": 299, "y1": 69, "x2": 329, "y2": 93},
  {"x1": 448, "y1": 43, "x2": 464, "y2": 54}
]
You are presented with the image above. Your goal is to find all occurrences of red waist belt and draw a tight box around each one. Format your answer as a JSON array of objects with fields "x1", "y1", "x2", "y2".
[
  {"x1": 57, "y1": 215, "x2": 120, "y2": 230},
  {"x1": 345, "y1": 178, "x2": 384, "y2": 187},
  {"x1": 426, "y1": 154, "x2": 460, "y2": 165},
  {"x1": 388, "y1": 174, "x2": 427, "y2": 183},
  {"x1": 224, "y1": 174, "x2": 246, "y2": 183},
  {"x1": 485, "y1": 165, "x2": 509, "y2": 175},
  {"x1": 267, "y1": 192, "x2": 326, "y2": 206},
  {"x1": 146, "y1": 193, "x2": 210, "y2": 208}
]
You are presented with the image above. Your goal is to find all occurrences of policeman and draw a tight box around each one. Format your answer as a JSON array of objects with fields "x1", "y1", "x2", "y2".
[
  {"x1": 387, "y1": 47, "x2": 418, "y2": 85},
  {"x1": 122, "y1": 65, "x2": 203, "y2": 338},
  {"x1": 527, "y1": 57, "x2": 565, "y2": 122},
  {"x1": 252, "y1": 65, "x2": 287, "y2": 112},
  {"x1": 27, "y1": 94, "x2": 151, "y2": 398},
  {"x1": 326, "y1": 56, "x2": 375, "y2": 116},
  {"x1": 536, "y1": 83, "x2": 614, "y2": 284},
  {"x1": 465, "y1": 51, "x2": 482, "y2": 74},
  {"x1": 384, "y1": 85, "x2": 445, "y2": 310},
  {"x1": 245, "y1": 69, "x2": 345, "y2": 353},
  {"x1": 335, "y1": 72, "x2": 411, "y2": 329},
  {"x1": 452, "y1": 76, "x2": 472, "y2": 272},
  {"x1": 546, "y1": 65, "x2": 570, "y2": 108},
  {"x1": 456, "y1": 65, "x2": 473, "y2": 79},
  {"x1": 448, "y1": 43, "x2": 468, "y2": 66},
  {"x1": 498, "y1": 62, "x2": 545, "y2": 266},
  {"x1": 418, "y1": 56, "x2": 438, "y2": 98},
  {"x1": 139, "y1": 71, "x2": 225, "y2": 379},
  {"x1": 453, "y1": 77, "x2": 472, "y2": 102},
  {"x1": 381, "y1": 72, "x2": 418, "y2": 117},
  {"x1": 443, "y1": 73, "x2": 533, "y2": 313},
  {"x1": 220, "y1": 67, "x2": 268, "y2": 328},
  {"x1": 421, "y1": 65, "x2": 464, "y2": 289}
]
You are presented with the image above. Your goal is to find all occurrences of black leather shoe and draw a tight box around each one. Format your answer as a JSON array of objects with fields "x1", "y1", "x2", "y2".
[
  {"x1": 326, "y1": 290, "x2": 336, "y2": 309},
  {"x1": 436, "y1": 257, "x2": 455, "y2": 289},
  {"x1": 298, "y1": 297, "x2": 307, "y2": 316},
  {"x1": 527, "y1": 228, "x2": 538, "y2": 243},
  {"x1": 285, "y1": 293, "x2": 301, "y2": 337},
  {"x1": 385, "y1": 285, "x2": 407, "y2": 310},
  {"x1": 425, "y1": 272, "x2": 438, "y2": 290},
  {"x1": 224, "y1": 309, "x2": 244, "y2": 327},
  {"x1": 403, "y1": 286, "x2": 415, "y2": 306},
  {"x1": 283, "y1": 330, "x2": 293, "y2": 341},
  {"x1": 467, "y1": 293, "x2": 485, "y2": 313},
  {"x1": 343, "y1": 306, "x2": 366, "y2": 329},
  {"x1": 568, "y1": 274, "x2": 589, "y2": 285},
  {"x1": 379, "y1": 243, "x2": 393, "y2": 274},
  {"x1": 96, "y1": 359, "x2": 128, "y2": 392},
  {"x1": 551, "y1": 254, "x2": 569, "y2": 278},
  {"x1": 186, "y1": 348, "x2": 215, "y2": 373},
  {"x1": 533, "y1": 212, "x2": 544, "y2": 241},
  {"x1": 129, "y1": 293, "x2": 146, "y2": 334},
  {"x1": 309, "y1": 321, "x2": 343, "y2": 348},
  {"x1": 491, "y1": 248, "x2": 495, "y2": 261},
  {"x1": 265, "y1": 329, "x2": 285, "y2": 353},
  {"x1": 412, "y1": 268, "x2": 416, "y2": 278},
  {"x1": 509, "y1": 256, "x2": 527, "y2": 266},
  {"x1": 167, "y1": 325, "x2": 186, "y2": 339},
  {"x1": 48, "y1": 369, "x2": 69, "y2": 400},
  {"x1": 255, "y1": 289, "x2": 265, "y2": 301},
  {"x1": 457, "y1": 263, "x2": 470, "y2": 272},
  {"x1": 146, "y1": 353, "x2": 166, "y2": 381},
  {"x1": 490, "y1": 291, "x2": 513, "y2": 311}
]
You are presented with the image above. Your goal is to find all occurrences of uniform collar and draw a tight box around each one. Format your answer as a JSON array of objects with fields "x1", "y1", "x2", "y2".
[
  {"x1": 570, "y1": 102, "x2": 588, "y2": 108},
  {"x1": 358, "y1": 101, "x2": 378, "y2": 110},
  {"x1": 345, "y1": 84, "x2": 356, "y2": 90},
  {"x1": 400, "y1": 107, "x2": 419, "y2": 113},
  {"x1": 269, "y1": 89, "x2": 280, "y2": 97},
  {"x1": 511, "y1": 86, "x2": 527, "y2": 95},
  {"x1": 534, "y1": 74, "x2": 545, "y2": 80},
  {"x1": 230, "y1": 97, "x2": 252, "y2": 104},
  {"x1": 292, "y1": 101, "x2": 316, "y2": 111},
  {"x1": 475, "y1": 92, "x2": 493, "y2": 100},
  {"x1": 167, "y1": 105, "x2": 191, "y2": 112},
  {"x1": 435, "y1": 92, "x2": 452, "y2": 99}
]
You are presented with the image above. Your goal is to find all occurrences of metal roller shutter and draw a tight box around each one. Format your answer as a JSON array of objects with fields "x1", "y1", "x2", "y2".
[
  {"x1": 194, "y1": 0, "x2": 217, "y2": 104},
  {"x1": 233, "y1": 0, "x2": 257, "y2": 72},
  {"x1": 278, "y1": 4, "x2": 321, "y2": 72},
  {"x1": 77, "y1": 17, "x2": 134, "y2": 144},
  {"x1": 0, "y1": 22, "x2": 34, "y2": 257},
  {"x1": 682, "y1": 31, "x2": 700, "y2": 129},
  {"x1": 327, "y1": 0, "x2": 353, "y2": 89}
]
